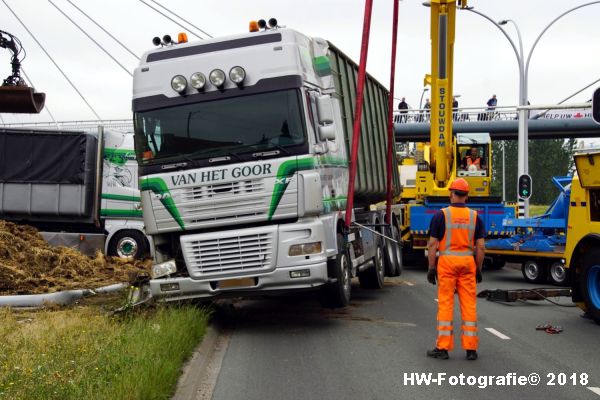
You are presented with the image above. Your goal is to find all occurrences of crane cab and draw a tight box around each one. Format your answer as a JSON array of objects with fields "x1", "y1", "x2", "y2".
[{"x1": 455, "y1": 133, "x2": 492, "y2": 197}]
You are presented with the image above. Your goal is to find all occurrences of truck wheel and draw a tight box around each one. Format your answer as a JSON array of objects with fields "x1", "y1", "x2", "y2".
[
  {"x1": 319, "y1": 234, "x2": 351, "y2": 308},
  {"x1": 107, "y1": 230, "x2": 149, "y2": 259},
  {"x1": 549, "y1": 261, "x2": 569, "y2": 286},
  {"x1": 358, "y1": 242, "x2": 385, "y2": 289},
  {"x1": 393, "y1": 225, "x2": 403, "y2": 276},
  {"x1": 580, "y1": 249, "x2": 600, "y2": 324},
  {"x1": 521, "y1": 259, "x2": 547, "y2": 283},
  {"x1": 383, "y1": 226, "x2": 399, "y2": 277}
]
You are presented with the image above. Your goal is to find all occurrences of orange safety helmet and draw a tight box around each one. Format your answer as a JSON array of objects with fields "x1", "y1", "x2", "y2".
[{"x1": 449, "y1": 178, "x2": 470, "y2": 193}]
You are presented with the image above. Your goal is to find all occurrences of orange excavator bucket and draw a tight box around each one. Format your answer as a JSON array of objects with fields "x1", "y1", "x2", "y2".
[{"x1": 0, "y1": 85, "x2": 46, "y2": 114}]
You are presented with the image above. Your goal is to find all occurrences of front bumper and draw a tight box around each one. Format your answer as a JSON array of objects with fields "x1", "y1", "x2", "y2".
[
  {"x1": 149, "y1": 218, "x2": 330, "y2": 301},
  {"x1": 148, "y1": 260, "x2": 328, "y2": 301}
]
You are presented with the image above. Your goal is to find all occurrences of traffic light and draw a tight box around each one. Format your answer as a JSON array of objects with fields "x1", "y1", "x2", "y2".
[
  {"x1": 593, "y1": 87, "x2": 600, "y2": 124},
  {"x1": 518, "y1": 174, "x2": 532, "y2": 200}
]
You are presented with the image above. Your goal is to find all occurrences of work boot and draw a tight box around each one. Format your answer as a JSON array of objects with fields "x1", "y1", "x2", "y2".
[
  {"x1": 466, "y1": 350, "x2": 478, "y2": 361},
  {"x1": 426, "y1": 348, "x2": 449, "y2": 359}
]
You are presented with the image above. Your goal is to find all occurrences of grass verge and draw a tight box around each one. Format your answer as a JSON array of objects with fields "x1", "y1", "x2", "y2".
[
  {"x1": 529, "y1": 204, "x2": 549, "y2": 217},
  {"x1": 0, "y1": 304, "x2": 209, "y2": 400}
]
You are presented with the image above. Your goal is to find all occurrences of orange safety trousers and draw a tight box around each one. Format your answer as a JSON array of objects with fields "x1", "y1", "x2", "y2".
[{"x1": 436, "y1": 206, "x2": 478, "y2": 351}]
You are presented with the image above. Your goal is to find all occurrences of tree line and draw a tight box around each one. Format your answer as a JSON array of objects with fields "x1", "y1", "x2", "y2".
[{"x1": 491, "y1": 139, "x2": 577, "y2": 205}]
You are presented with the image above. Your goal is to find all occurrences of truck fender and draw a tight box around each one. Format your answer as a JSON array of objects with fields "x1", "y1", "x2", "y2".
[
  {"x1": 104, "y1": 219, "x2": 153, "y2": 258},
  {"x1": 570, "y1": 234, "x2": 600, "y2": 302}
]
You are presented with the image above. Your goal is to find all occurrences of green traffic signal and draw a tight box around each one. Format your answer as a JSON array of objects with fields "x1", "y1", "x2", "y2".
[{"x1": 518, "y1": 174, "x2": 532, "y2": 200}]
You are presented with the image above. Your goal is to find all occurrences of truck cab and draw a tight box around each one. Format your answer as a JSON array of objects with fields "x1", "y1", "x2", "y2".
[{"x1": 132, "y1": 27, "x2": 401, "y2": 306}]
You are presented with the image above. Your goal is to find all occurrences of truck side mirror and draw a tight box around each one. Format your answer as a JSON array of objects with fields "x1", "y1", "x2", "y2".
[
  {"x1": 318, "y1": 125, "x2": 336, "y2": 141},
  {"x1": 316, "y1": 95, "x2": 334, "y2": 125}
]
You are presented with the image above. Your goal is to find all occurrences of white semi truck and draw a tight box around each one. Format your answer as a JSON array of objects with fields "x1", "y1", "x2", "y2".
[
  {"x1": 0, "y1": 127, "x2": 150, "y2": 258},
  {"x1": 132, "y1": 26, "x2": 403, "y2": 306}
]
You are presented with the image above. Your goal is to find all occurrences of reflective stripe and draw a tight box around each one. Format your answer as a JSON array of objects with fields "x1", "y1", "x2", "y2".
[
  {"x1": 438, "y1": 330, "x2": 453, "y2": 336},
  {"x1": 438, "y1": 321, "x2": 453, "y2": 326},
  {"x1": 462, "y1": 330, "x2": 478, "y2": 336},
  {"x1": 463, "y1": 321, "x2": 477, "y2": 327},
  {"x1": 439, "y1": 208, "x2": 451, "y2": 255},
  {"x1": 468, "y1": 209, "x2": 476, "y2": 247},
  {"x1": 449, "y1": 223, "x2": 472, "y2": 230},
  {"x1": 440, "y1": 250, "x2": 474, "y2": 256}
]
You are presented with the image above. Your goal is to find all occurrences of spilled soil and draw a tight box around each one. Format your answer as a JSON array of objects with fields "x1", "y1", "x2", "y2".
[{"x1": 0, "y1": 220, "x2": 151, "y2": 295}]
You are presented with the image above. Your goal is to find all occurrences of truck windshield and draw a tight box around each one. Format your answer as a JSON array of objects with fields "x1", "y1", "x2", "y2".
[{"x1": 134, "y1": 89, "x2": 306, "y2": 164}]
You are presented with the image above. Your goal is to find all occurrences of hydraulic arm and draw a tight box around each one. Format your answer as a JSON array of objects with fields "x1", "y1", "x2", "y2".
[{"x1": 0, "y1": 30, "x2": 45, "y2": 113}]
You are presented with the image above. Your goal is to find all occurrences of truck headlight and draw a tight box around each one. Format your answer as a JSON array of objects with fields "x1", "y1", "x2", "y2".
[
  {"x1": 171, "y1": 75, "x2": 187, "y2": 94},
  {"x1": 190, "y1": 72, "x2": 206, "y2": 90},
  {"x1": 289, "y1": 242, "x2": 322, "y2": 256},
  {"x1": 229, "y1": 66, "x2": 246, "y2": 85},
  {"x1": 152, "y1": 260, "x2": 177, "y2": 279},
  {"x1": 209, "y1": 69, "x2": 225, "y2": 88}
]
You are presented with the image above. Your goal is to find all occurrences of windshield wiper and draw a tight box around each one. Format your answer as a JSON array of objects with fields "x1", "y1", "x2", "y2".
[
  {"x1": 252, "y1": 144, "x2": 290, "y2": 158},
  {"x1": 209, "y1": 151, "x2": 243, "y2": 163}
]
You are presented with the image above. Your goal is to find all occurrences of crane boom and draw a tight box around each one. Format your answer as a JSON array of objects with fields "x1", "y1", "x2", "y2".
[{"x1": 429, "y1": 0, "x2": 464, "y2": 188}]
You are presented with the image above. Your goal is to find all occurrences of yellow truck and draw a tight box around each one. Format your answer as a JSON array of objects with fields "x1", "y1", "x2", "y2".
[{"x1": 567, "y1": 150, "x2": 600, "y2": 323}]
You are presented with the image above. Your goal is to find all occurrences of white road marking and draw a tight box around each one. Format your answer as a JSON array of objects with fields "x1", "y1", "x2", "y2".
[
  {"x1": 588, "y1": 387, "x2": 600, "y2": 396},
  {"x1": 405, "y1": 281, "x2": 415, "y2": 286},
  {"x1": 434, "y1": 298, "x2": 438, "y2": 302},
  {"x1": 485, "y1": 327, "x2": 511, "y2": 340}
]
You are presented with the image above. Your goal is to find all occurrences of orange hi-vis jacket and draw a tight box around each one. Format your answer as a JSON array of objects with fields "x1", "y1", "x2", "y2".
[
  {"x1": 466, "y1": 156, "x2": 481, "y2": 169},
  {"x1": 436, "y1": 206, "x2": 479, "y2": 351}
]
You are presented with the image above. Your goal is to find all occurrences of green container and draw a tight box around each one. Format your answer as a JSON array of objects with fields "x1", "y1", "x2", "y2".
[{"x1": 327, "y1": 42, "x2": 401, "y2": 207}]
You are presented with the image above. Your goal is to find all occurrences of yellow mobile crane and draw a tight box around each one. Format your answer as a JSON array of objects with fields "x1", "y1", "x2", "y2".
[{"x1": 397, "y1": 0, "x2": 515, "y2": 263}]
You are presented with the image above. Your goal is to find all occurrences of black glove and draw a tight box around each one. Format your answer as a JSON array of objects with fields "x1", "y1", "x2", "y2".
[
  {"x1": 476, "y1": 269, "x2": 483, "y2": 283},
  {"x1": 427, "y1": 268, "x2": 437, "y2": 285}
]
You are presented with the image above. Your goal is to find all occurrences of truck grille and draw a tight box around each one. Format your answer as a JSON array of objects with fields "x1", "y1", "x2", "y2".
[
  {"x1": 181, "y1": 230, "x2": 275, "y2": 278},
  {"x1": 177, "y1": 178, "x2": 269, "y2": 223},
  {"x1": 179, "y1": 179, "x2": 264, "y2": 201}
]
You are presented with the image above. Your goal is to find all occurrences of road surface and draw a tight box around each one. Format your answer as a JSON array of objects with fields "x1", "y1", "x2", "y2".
[{"x1": 203, "y1": 265, "x2": 599, "y2": 400}]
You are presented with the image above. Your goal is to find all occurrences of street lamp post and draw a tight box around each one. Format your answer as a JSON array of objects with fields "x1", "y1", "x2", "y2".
[
  {"x1": 502, "y1": 141, "x2": 506, "y2": 203},
  {"x1": 465, "y1": 1, "x2": 600, "y2": 217},
  {"x1": 498, "y1": 18, "x2": 528, "y2": 217}
]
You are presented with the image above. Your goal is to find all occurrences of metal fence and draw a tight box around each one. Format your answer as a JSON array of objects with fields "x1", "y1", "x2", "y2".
[
  {"x1": 393, "y1": 106, "x2": 519, "y2": 124},
  {"x1": 0, "y1": 119, "x2": 134, "y2": 132},
  {"x1": 0, "y1": 103, "x2": 585, "y2": 131}
]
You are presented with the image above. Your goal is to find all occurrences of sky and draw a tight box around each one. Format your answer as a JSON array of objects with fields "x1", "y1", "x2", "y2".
[{"x1": 1, "y1": 0, "x2": 599, "y2": 124}]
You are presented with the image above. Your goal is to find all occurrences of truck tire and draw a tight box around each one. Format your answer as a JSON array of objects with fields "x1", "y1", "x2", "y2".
[
  {"x1": 393, "y1": 225, "x2": 403, "y2": 276},
  {"x1": 580, "y1": 249, "x2": 600, "y2": 324},
  {"x1": 358, "y1": 241, "x2": 385, "y2": 289},
  {"x1": 521, "y1": 259, "x2": 547, "y2": 283},
  {"x1": 319, "y1": 234, "x2": 351, "y2": 308},
  {"x1": 549, "y1": 260, "x2": 569, "y2": 286},
  {"x1": 383, "y1": 226, "x2": 399, "y2": 277},
  {"x1": 107, "y1": 230, "x2": 149, "y2": 259}
]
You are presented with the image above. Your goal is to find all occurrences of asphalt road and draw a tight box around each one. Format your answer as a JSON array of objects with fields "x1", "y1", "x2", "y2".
[{"x1": 207, "y1": 265, "x2": 600, "y2": 400}]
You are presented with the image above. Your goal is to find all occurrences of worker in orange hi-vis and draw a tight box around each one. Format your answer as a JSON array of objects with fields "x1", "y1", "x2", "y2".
[
  {"x1": 426, "y1": 178, "x2": 485, "y2": 361},
  {"x1": 466, "y1": 147, "x2": 481, "y2": 169}
]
